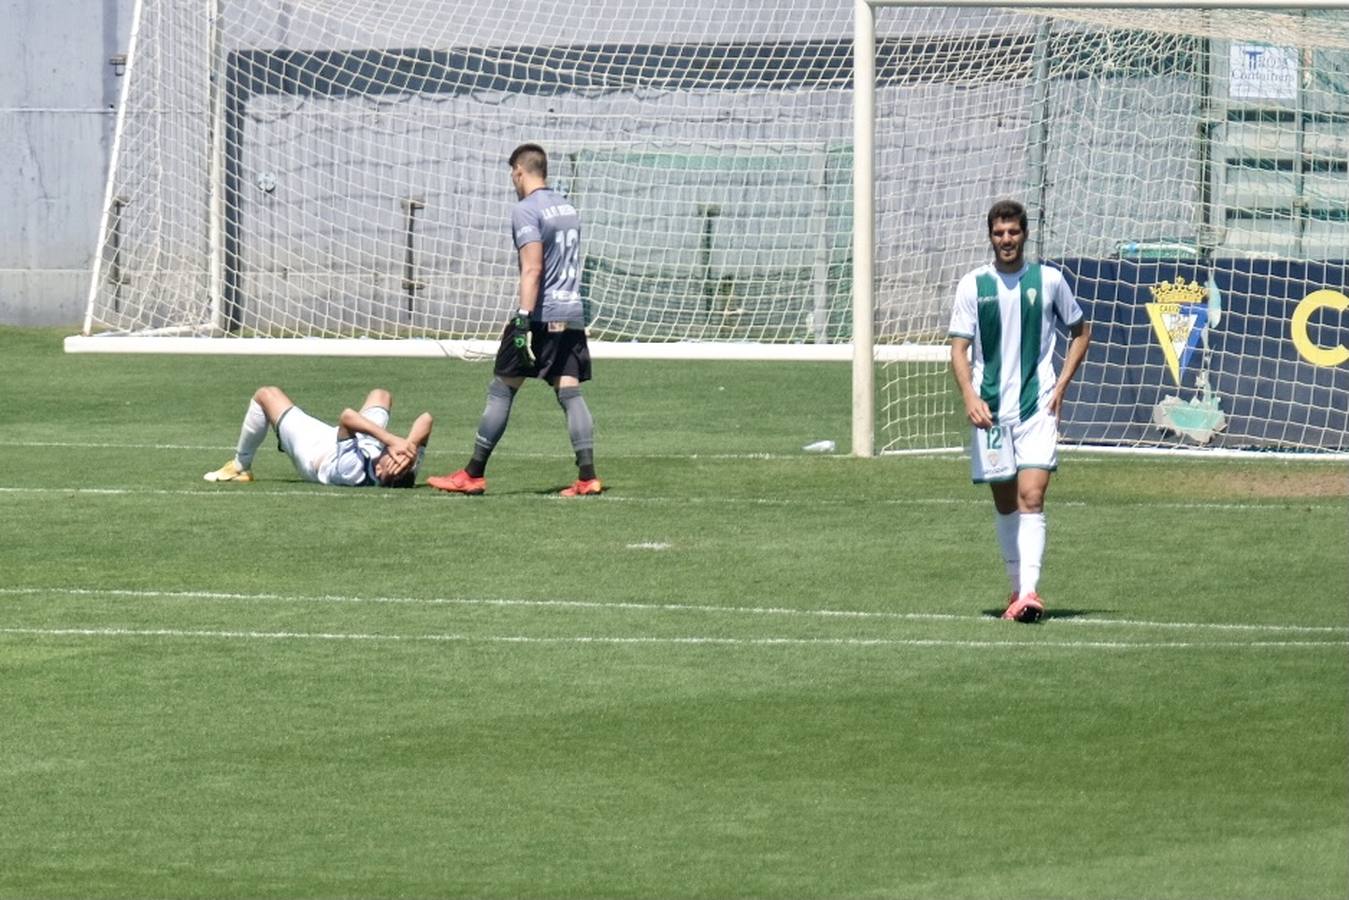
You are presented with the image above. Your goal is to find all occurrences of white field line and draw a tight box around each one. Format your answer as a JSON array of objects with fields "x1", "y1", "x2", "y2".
[
  {"x1": 17, "y1": 440, "x2": 234, "y2": 451},
  {"x1": 0, "y1": 625, "x2": 1344, "y2": 650},
  {"x1": 1, "y1": 587, "x2": 1343, "y2": 636},
  {"x1": 12, "y1": 440, "x2": 856, "y2": 462},
  {"x1": 0, "y1": 484, "x2": 1341, "y2": 513}
]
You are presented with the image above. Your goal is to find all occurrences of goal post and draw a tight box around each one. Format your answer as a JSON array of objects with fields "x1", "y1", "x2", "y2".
[{"x1": 853, "y1": 0, "x2": 878, "y2": 459}]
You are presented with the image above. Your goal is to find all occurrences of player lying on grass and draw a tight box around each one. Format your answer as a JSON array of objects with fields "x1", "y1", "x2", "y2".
[{"x1": 204, "y1": 386, "x2": 433, "y2": 488}]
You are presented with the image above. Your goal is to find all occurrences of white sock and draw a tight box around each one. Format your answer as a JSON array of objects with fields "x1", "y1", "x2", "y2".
[
  {"x1": 995, "y1": 511, "x2": 1020, "y2": 594},
  {"x1": 1018, "y1": 512, "x2": 1047, "y2": 596},
  {"x1": 234, "y1": 400, "x2": 269, "y2": 470}
]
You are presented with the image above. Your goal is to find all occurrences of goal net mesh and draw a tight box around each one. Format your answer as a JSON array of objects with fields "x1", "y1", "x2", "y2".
[
  {"x1": 85, "y1": 2, "x2": 1349, "y2": 452},
  {"x1": 88, "y1": 0, "x2": 858, "y2": 345},
  {"x1": 869, "y1": 6, "x2": 1349, "y2": 453}
]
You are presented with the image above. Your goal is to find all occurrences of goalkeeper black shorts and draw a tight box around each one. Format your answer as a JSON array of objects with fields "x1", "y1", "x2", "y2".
[{"x1": 493, "y1": 320, "x2": 592, "y2": 384}]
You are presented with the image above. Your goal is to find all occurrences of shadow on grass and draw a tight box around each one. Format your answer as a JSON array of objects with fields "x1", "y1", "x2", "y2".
[
  {"x1": 979, "y1": 607, "x2": 1107, "y2": 622},
  {"x1": 536, "y1": 485, "x2": 609, "y2": 497}
]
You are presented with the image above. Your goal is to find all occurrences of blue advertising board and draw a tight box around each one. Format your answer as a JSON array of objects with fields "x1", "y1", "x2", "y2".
[{"x1": 1053, "y1": 259, "x2": 1348, "y2": 451}]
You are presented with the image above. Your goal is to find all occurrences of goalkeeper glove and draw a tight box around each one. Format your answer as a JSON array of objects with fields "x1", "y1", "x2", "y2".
[{"x1": 510, "y1": 309, "x2": 535, "y2": 367}]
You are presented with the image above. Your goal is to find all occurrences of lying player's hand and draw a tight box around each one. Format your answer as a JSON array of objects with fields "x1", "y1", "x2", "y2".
[
  {"x1": 391, "y1": 438, "x2": 417, "y2": 462},
  {"x1": 379, "y1": 456, "x2": 408, "y2": 480}
]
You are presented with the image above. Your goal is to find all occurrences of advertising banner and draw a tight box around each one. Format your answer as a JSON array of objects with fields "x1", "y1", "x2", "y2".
[{"x1": 1056, "y1": 259, "x2": 1348, "y2": 451}]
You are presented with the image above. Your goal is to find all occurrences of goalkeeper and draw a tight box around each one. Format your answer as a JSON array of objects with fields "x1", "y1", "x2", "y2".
[
  {"x1": 429, "y1": 143, "x2": 601, "y2": 497},
  {"x1": 203, "y1": 386, "x2": 433, "y2": 488}
]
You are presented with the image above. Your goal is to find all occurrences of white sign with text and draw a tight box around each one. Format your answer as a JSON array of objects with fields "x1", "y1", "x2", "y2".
[{"x1": 1230, "y1": 44, "x2": 1299, "y2": 100}]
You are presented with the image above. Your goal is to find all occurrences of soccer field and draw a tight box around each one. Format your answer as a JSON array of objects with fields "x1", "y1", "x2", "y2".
[{"x1": 2, "y1": 326, "x2": 1346, "y2": 899}]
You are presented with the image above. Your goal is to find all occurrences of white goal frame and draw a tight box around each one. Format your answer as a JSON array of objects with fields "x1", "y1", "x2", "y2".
[
  {"x1": 72, "y1": 0, "x2": 1349, "y2": 459},
  {"x1": 67, "y1": 0, "x2": 945, "y2": 456}
]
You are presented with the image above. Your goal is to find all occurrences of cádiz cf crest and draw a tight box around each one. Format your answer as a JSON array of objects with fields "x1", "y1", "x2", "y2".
[
  {"x1": 1146, "y1": 276, "x2": 1226, "y2": 444},
  {"x1": 1145, "y1": 277, "x2": 1208, "y2": 386}
]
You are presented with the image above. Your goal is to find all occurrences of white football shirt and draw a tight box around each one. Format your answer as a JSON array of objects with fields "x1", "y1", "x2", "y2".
[{"x1": 948, "y1": 262, "x2": 1084, "y2": 426}]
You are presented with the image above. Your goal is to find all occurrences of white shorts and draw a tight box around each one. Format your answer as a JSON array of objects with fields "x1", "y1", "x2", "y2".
[
  {"x1": 277, "y1": 405, "x2": 388, "y2": 486},
  {"x1": 969, "y1": 409, "x2": 1058, "y2": 484}
]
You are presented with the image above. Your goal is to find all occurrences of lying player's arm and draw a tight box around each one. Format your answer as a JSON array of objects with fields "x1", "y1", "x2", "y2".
[
  {"x1": 950, "y1": 337, "x2": 993, "y2": 429},
  {"x1": 405, "y1": 412, "x2": 433, "y2": 448},
  {"x1": 337, "y1": 408, "x2": 416, "y2": 461},
  {"x1": 380, "y1": 412, "x2": 435, "y2": 476}
]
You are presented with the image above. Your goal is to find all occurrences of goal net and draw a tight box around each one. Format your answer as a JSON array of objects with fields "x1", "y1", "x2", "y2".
[
  {"x1": 864, "y1": 4, "x2": 1349, "y2": 454},
  {"x1": 78, "y1": 1, "x2": 1348, "y2": 454},
  {"x1": 80, "y1": 0, "x2": 862, "y2": 357}
]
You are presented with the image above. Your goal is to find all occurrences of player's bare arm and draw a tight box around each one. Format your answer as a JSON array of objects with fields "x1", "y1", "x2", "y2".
[
  {"x1": 1049, "y1": 320, "x2": 1092, "y2": 417},
  {"x1": 950, "y1": 336, "x2": 994, "y2": 429},
  {"x1": 405, "y1": 411, "x2": 434, "y2": 448},
  {"x1": 377, "y1": 413, "x2": 434, "y2": 476},
  {"x1": 396, "y1": 412, "x2": 434, "y2": 466},
  {"x1": 517, "y1": 242, "x2": 543, "y2": 315}
]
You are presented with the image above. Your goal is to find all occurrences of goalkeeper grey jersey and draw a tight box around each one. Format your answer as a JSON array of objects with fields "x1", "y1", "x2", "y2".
[{"x1": 511, "y1": 187, "x2": 583, "y2": 326}]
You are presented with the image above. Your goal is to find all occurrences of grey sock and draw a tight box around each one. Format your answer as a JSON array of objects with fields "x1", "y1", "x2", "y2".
[
  {"x1": 467, "y1": 378, "x2": 517, "y2": 476},
  {"x1": 557, "y1": 386, "x2": 596, "y2": 479}
]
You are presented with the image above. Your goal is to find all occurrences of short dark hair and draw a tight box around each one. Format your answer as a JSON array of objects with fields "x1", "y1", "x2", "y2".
[
  {"x1": 987, "y1": 199, "x2": 1028, "y2": 236},
  {"x1": 508, "y1": 143, "x2": 548, "y2": 179}
]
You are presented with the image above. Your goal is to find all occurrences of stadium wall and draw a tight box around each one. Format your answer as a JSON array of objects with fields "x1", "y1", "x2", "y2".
[{"x1": 0, "y1": 0, "x2": 131, "y2": 325}]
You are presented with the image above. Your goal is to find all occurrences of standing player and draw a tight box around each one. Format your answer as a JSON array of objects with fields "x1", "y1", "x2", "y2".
[
  {"x1": 428, "y1": 143, "x2": 601, "y2": 497},
  {"x1": 948, "y1": 199, "x2": 1091, "y2": 622},
  {"x1": 203, "y1": 386, "x2": 433, "y2": 488}
]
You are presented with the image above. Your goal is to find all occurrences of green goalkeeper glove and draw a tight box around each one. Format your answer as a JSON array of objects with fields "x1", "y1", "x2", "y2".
[{"x1": 510, "y1": 309, "x2": 535, "y2": 367}]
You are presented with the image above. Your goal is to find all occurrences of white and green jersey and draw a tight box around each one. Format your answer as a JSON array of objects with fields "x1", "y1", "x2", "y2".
[{"x1": 948, "y1": 262, "x2": 1083, "y2": 426}]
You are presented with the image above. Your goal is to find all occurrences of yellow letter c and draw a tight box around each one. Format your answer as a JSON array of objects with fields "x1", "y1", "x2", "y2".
[{"x1": 1291, "y1": 290, "x2": 1349, "y2": 368}]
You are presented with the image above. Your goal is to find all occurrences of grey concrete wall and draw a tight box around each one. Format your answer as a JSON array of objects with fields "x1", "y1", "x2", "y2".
[{"x1": 0, "y1": 0, "x2": 130, "y2": 325}]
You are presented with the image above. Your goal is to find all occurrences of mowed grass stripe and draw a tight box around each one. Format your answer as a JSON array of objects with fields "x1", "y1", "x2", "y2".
[
  {"x1": 13, "y1": 438, "x2": 1349, "y2": 468},
  {"x1": 13, "y1": 438, "x2": 886, "y2": 461},
  {"x1": 2, "y1": 484, "x2": 1344, "y2": 512},
  {"x1": 1, "y1": 586, "x2": 1344, "y2": 634}
]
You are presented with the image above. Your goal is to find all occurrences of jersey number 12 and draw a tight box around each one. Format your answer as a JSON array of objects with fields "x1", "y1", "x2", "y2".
[{"x1": 554, "y1": 229, "x2": 579, "y2": 282}]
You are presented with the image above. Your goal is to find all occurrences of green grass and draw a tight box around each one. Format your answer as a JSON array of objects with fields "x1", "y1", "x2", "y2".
[{"x1": 1, "y1": 325, "x2": 1346, "y2": 899}]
